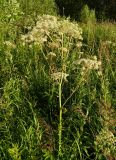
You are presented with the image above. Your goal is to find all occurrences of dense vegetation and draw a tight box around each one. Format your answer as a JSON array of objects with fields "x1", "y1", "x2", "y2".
[{"x1": 0, "y1": 0, "x2": 116, "y2": 160}]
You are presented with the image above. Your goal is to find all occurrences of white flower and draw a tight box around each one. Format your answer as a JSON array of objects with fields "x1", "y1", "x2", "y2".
[
  {"x1": 51, "y1": 72, "x2": 69, "y2": 82},
  {"x1": 74, "y1": 57, "x2": 102, "y2": 72},
  {"x1": 47, "y1": 52, "x2": 56, "y2": 57},
  {"x1": 97, "y1": 61, "x2": 102, "y2": 66},
  {"x1": 97, "y1": 71, "x2": 102, "y2": 76},
  {"x1": 4, "y1": 41, "x2": 16, "y2": 49},
  {"x1": 47, "y1": 52, "x2": 56, "y2": 61},
  {"x1": 48, "y1": 42, "x2": 59, "y2": 49},
  {"x1": 76, "y1": 42, "x2": 82, "y2": 48},
  {"x1": 105, "y1": 41, "x2": 112, "y2": 45},
  {"x1": 62, "y1": 47, "x2": 68, "y2": 53},
  {"x1": 93, "y1": 56, "x2": 97, "y2": 60},
  {"x1": 21, "y1": 15, "x2": 83, "y2": 48}
]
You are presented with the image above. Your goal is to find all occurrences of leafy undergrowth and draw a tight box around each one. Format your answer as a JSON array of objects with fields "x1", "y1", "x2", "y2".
[{"x1": 0, "y1": 1, "x2": 116, "y2": 160}]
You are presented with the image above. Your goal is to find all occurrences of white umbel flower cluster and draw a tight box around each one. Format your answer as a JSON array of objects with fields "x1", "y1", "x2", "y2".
[
  {"x1": 51, "y1": 72, "x2": 69, "y2": 82},
  {"x1": 21, "y1": 15, "x2": 82, "y2": 47},
  {"x1": 73, "y1": 56, "x2": 102, "y2": 76},
  {"x1": 57, "y1": 19, "x2": 83, "y2": 40},
  {"x1": 76, "y1": 58, "x2": 101, "y2": 70},
  {"x1": 36, "y1": 15, "x2": 58, "y2": 31}
]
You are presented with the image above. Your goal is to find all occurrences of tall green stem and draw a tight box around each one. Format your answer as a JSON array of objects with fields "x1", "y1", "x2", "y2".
[
  {"x1": 58, "y1": 81, "x2": 62, "y2": 157},
  {"x1": 58, "y1": 33, "x2": 64, "y2": 157}
]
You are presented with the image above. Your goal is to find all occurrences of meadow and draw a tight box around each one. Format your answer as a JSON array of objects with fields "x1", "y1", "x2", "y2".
[{"x1": 0, "y1": 1, "x2": 116, "y2": 160}]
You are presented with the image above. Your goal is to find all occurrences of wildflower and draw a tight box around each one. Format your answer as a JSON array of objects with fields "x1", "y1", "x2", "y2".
[
  {"x1": 81, "y1": 58, "x2": 101, "y2": 69},
  {"x1": 97, "y1": 61, "x2": 102, "y2": 68},
  {"x1": 78, "y1": 35, "x2": 83, "y2": 40},
  {"x1": 4, "y1": 41, "x2": 16, "y2": 49},
  {"x1": 46, "y1": 52, "x2": 56, "y2": 61},
  {"x1": 112, "y1": 42, "x2": 116, "y2": 47},
  {"x1": 40, "y1": 36, "x2": 47, "y2": 43},
  {"x1": 78, "y1": 52, "x2": 84, "y2": 55},
  {"x1": 21, "y1": 35, "x2": 26, "y2": 41},
  {"x1": 58, "y1": 19, "x2": 82, "y2": 40},
  {"x1": 105, "y1": 41, "x2": 112, "y2": 45},
  {"x1": 29, "y1": 45, "x2": 32, "y2": 48},
  {"x1": 48, "y1": 42, "x2": 59, "y2": 49},
  {"x1": 21, "y1": 15, "x2": 83, "y2": 48},
  {"x1": 56, "y1": 38, "x2": 62, "y2": 43},
  {"x1": 47, "y1": 52, "x2": 56, "y2": 57},
  {"x1": 74, "y1": 57, "x2": 102, "y2": 74},
  {"x1": 51, "y1": 72, "x2": 69, "y2": 82},
  {"x1": 97, "y1": 71, "x2": 102, "y2": 76},
  {"x1": 62, "y1": 64, "x2": 67, "y2": 72},
  {"x1": 62, "y1": 47, "x2": 68, "y2": 53},
  {"x1": 32, "y1": 28, "x2": 39, "y2": 35},
  {"x1": 93, "y1": 55, "x2": 97, "y2": 60},
  {"x1": 76, "y1": 42, "x2": 82, "y2": 48},
  {"x1": 22, "y1": 42, "x2": 25, "y2": 46}
]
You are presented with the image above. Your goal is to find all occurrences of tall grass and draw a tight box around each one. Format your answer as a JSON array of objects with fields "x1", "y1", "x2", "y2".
[{"x1": 0, "y1": 1, "x2": 116, "y2": 160}]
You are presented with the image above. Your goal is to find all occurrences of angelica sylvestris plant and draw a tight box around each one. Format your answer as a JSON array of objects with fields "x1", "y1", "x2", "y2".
[
  {"x1": 21, "y1": 15, "x2": 83, "y2": 156},
  {"x1": 20, "y1": 15, "x2": 104, "y2": 158}
]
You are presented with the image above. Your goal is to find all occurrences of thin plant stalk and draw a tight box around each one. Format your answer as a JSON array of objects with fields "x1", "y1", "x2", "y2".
[
  {"x1": 58, "y1": 33, "x2": 64, "y2": 157},
  {"x1": 58, "y1": 75, "x2": 63, "y2": 157}
]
